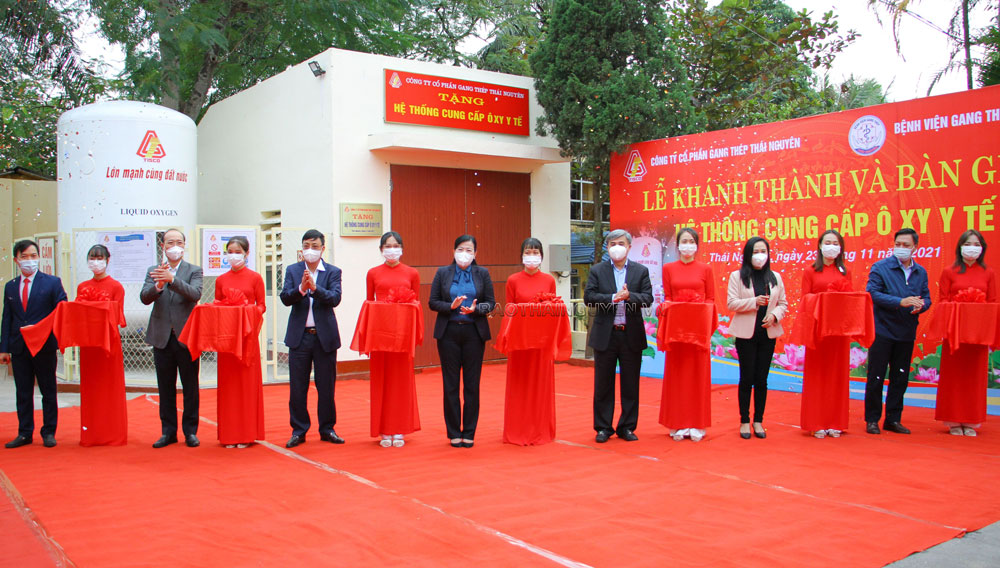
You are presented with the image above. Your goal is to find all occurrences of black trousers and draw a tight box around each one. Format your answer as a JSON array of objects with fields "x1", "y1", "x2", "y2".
[
  {"x1": 288, "y1": 330, "x2": 337, "y2": 436},
  {"x1": 865, "y1": 335, "x2": 915, "y2": 424},
  {"x1": 437, "y1": 322, "x2": 485, "y2": 440},
  {"x1": 735, "y1": 334, "x2": 776, "y2": 424},
  {"x1": 154, "y1": 332, "x2": 201, "y2": 437},
  {"x1": 12, "y1": 345, "x2": 59, "y2": 438},
  {"x1": 593, "y1": 329, "x2": 642, "y2": 434}
]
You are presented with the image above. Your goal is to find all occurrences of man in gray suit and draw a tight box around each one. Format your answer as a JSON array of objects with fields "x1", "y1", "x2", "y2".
[{"x1": 140, "y1": 228, "x2": 204, "y2": 448}]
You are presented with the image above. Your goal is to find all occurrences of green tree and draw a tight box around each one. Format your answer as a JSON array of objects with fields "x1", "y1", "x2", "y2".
[
  {"x1": 668, "y1": 0, "x2": 856, "y2": 131},
  {"x1": 474, "y1": 0, "x2": 548, "y2": 75},
  {"x1": 867, "y1": 0, "x2": 996, "y2": 92},
  {"x1": 1, "y1": 0, "x2": 109, "y2": 176},
  {"x1": 531, "y1": 0, "x2": 697, "y2": 261},
  {"x1": 817, "y1": 75, "x2": 889, "y2": 113}
]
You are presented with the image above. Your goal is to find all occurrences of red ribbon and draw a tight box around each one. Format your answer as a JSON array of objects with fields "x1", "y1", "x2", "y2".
[
  {"x1": 213, "y1": 288, "x2": 249, "y2": 306},
  {"x1": 673, "y1": 289, "x2": 705, "y2": 303},
  {"x1": 530, "y1": 292, "x2": 563, "y2": 304},
  {"x1": 384, "y1": 286, "x2": 418, "y2": 304},
  {"x1": 77, "y1": 288, "x2": 112, "y2": 301},
  {"x1": 953, "y1": 287, "x2": 987, "y2": 303},
  {"x1": 826, "y1": 279, "x2": 853, "y2": 293}
]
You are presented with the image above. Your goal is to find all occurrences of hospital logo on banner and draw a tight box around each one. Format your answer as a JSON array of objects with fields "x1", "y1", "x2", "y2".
[
  {"x1": 848, "y1": 115, "x2": 887, "y2": 156},
  {"x1": 624, "y1": 150, "x2": 647, "y2": 182}
]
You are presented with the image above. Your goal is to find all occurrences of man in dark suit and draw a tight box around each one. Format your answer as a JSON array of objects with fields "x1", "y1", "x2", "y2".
[
  {"x1": 584, "y1": 229, "x2": 653, "y2": 443},
  {"x1": 140, "y1": 228, "x2": 204, "y2": 448},
  {"x1": 864, "y1": 228, "x2": 932, "y2": 435},
  {"x1": 280, "y1": 229, "x2": 344, "y2": 448},
  {"x1": 1, "y1": 239, "x2": 67, "y2": 448}
]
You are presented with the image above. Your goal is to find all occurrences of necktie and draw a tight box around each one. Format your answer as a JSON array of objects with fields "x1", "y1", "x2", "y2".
[{"x1": 22, "y1": 278, "x2": 30, "y2": 310}]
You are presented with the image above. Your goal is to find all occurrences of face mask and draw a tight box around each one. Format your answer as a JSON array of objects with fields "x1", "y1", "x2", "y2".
[
  {"x1": 227, "y1": 253, "x2": 245, "y2": 268},
  {"x1": 382, "y1": 248, "x2": 402, "y2": 261},
  {"x1": 18, "y1": 259, "x2": 39, "y2": 276},
  {"x1": 820, "y1": 244, "x2": 841, "y2": 259},
  {"x1": 454, "y1": 251, "x2": 474, "y2": 266},
  {"x1": 961, "y1": 245, "x2": 982, "y2": 260},
  {"x1": 608, "y1": 245, "x2": 628, "y2": 261},
  {"x1": 302, "y1": 249, "x2": 322, "y2": 263},
  {"x1": 751, "y1": 252, "x2": 768, "y2": 268},
  {"x1": 893, "y1": 247, "x2": 913, "y2": 262},
  {"x1": 677, "y1": 243, "x2": 697, "y2": 257},
  {"x1": 165, "y1": 246, "x2": 184, "y2": 262},
  {"x1": 522, "y1": 255, "x2": 542, "y2": 268},
  {"x1": 88, "y1": 259, "x2": 107, "y2": 274}
]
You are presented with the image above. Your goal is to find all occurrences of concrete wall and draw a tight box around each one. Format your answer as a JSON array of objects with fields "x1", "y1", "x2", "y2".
[
  {"x1": 1, "y1": 179, "x2": 58, "y2": 284},
  {"x1": 198, "y1": 48, "x2": 570, "y2": 361}
]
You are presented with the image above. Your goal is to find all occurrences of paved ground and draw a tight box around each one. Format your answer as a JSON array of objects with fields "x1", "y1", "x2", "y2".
[{"x1": 0, "y1": 373, "x2": 996, "y2": 566}]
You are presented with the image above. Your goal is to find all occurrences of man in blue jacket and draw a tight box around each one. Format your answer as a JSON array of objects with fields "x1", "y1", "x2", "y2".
[
  {"x1": 280, "y1": 230, "x2": 343, "y2": 448},
  {"x1": 1, "y1": 240, "x2": 67, "y2": 448},
  {"x1": 865, "y1": 228, "x2": 931, "y2": 435}
]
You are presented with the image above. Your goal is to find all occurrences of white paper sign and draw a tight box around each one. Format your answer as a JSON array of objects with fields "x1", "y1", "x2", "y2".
[
  {"x1": 94, "y1": 231, "x2": 157, "y2": 283},
  {"x1": 202, "y1": 229, "x2": 257, "y2": 277}
]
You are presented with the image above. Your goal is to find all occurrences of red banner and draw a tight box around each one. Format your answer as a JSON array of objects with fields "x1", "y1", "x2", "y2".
[
  {"x1": 384, "y1": 69, "x2": 529, "y2": 136},
  {"x1": 611, "y1": 85, "x2": 1000, "y2": 378}
]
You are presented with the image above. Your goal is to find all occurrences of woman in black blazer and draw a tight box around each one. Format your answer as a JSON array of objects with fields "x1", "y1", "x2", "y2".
[{"x1": 429, "y1": 235, "x2": 496, "y2": 448}]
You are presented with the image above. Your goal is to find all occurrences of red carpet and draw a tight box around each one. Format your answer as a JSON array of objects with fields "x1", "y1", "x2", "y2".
[{"x1": 1, "y1": 363, "x2": 998, "y2": 567}]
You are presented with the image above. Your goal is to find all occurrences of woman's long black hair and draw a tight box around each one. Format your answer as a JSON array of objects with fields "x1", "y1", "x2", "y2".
[{"x1": 740, "y1": 236, "x2": 777, "y2": 288}]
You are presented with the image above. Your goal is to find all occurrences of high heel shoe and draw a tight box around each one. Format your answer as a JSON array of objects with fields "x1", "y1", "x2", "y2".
[
  {"x1": 752, "y1": 423, "x2": 766, "y2": 439},
  {"x1": 739, "y1": 424, "x2": 751, "y2": 440}
]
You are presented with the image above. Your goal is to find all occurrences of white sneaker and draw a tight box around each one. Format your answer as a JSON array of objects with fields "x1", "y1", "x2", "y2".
[
  {"x1": 963, "y1": 427, "x2": 977, "y2": 437},
  {"x1": 813, "y1": 430, "x2": 826, "y2": 439},
  {"x1": 689, "y1": 429, "x2": 705, "y2": 442},
  {"x1": 950, "y1": 426, "x2": 965, "y2": 436},
  {"x1": 827, "y1": 429, "x2": 841, "y2": 438},
  {"x1": 237, "y1": 443, "x2": 250, "y2": 448},
  {"x1": 392, "y1": 434, "x2": 405, "y2": 447},
  {"x1": 380, "y1": 435, "x2": 392, "y2": 448},
  {"x1": 671, "y1": 433, "x2": 684, "y2": 441}
]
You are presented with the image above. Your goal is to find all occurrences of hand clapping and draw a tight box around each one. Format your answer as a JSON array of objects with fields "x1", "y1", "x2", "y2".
[{"x1": 613, "y1": 283, "x2": 630, "y2": 303}]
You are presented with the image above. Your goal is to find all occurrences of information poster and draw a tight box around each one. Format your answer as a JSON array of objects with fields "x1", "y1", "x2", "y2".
[
  {"x1": 610, "y1": 85, "x2": 1000, "y2": 381},
  {"x1": 95, "y1": 231, "x2": 157, "y2": 283},
  {"x1": 339, "y1": 203, "x2": 383, "y2": 237},
  {"x1": 202, "y1": 229, "x2": 257, "y2": 277},
  {"x1": 37, "y1": 237, "x2": 56, "y2": 276}
]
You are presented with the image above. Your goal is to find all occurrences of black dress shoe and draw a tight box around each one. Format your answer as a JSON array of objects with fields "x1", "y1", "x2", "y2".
[
  {"x1": 618, "y1": 429, "x2": 639, "y2": 442},
  {"x1": 865, "y1": 422, "x2": 881, "y2": 435},
  {"x1": 461, "y1": 440, "x2": 474, "y2": 448},
  {"x1": 42, "y1": 435, "x2": 56, "y2": 448},
  {"x1": 5, "y1": 435, "x2": 32, "y2": 449},
  {"x1": 152, "y1": 435, "x2": 178, "y2": 448},
  {"x1": 185, "y1": 434, "x2": 200, "y2": 447},
  {"x1": 740, "y1": 431, "x2": 752, "y2": 440},
  {"x1": 286, "y1": 434, "x2": 306, "y2": 448},
  {"x1": 320, "y1": 430, "x2": 345, "y2": 444},
  {"x1": 753, "y1": 426, "x2": 766, "y2": 439},
  {"x1": 883, "y1": 421, "x2": 911, "y2": 434},
  {"x1": 595, "y1": 430, "x2": 612, "y2": 443}
]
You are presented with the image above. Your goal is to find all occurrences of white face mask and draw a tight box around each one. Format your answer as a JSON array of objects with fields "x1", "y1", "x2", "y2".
[
  {"x1": 893, "y1": 247, "x2": 913, "y2": 262},
  {"x1": 751, "y1": 252, "x2": 768, "y2": 268},
  {"x1": 961, "y1": 245, "x2": 982, "y2": 260},
  {"x1": 677, "y1": 243, "x2": 697, "y2": 257},
  {"x1": 302, "y1": 248, "x2": 322, "y2": 263},
  {"x1": 454, "y1": 251, "x2": 474, "y2": 267},
  {"x1": 18, "y1": 259, "x2": 39, "y2": 276},
  {"x1": 608, "y1": 244, "x2": 628, "y2": 261},
  {"x1": 522, "y1": 254, "x2": 542, "y2": 268},
  {"x1": 820, "y1": 244, "x2": 841, "y2": 259},
  {"x1": 88, "y1": 259, "x2": 107, "y2": 274},
  {"x1": 165, "y1": 246, "x2": 184, "y2": 262},
  {"x1": 227, "y1": 253, "x2": 245, "y2": 268},
  {"x1": 382, "y1": 247, "x2": 402, "y2": 261}
]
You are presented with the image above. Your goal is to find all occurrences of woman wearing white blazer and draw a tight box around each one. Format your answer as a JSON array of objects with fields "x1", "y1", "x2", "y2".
[{"x1": 727, "y1": 237, "x2": 788, "y2": 440}]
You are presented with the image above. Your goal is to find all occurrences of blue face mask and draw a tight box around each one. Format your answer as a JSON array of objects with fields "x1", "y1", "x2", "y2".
[
  {"x1": 893, "y1": 247, "x2": 913, "y2": 262},
  {"x1": 19, "y1": 259, "x2": 39, "y2": 276}
]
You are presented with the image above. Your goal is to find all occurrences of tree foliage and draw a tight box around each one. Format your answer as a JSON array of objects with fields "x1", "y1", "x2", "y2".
[
  {"x1": 668, "y1": 0, "x2": 856, "y2": 131},
  {"x1": 1, "y1": 0, "x2": 110, "y2": 176},
  {"x1": 531, "y1": 0, "x2": 697, "y2": 258}
]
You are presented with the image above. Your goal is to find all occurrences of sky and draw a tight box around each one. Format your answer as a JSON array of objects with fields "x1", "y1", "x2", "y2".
[
  {"x1": 77, "y1": 1, "x2": 995, "y2": 103},
  {"x1": 772, "y1": 0, "x2": 993, "y2": 101}
]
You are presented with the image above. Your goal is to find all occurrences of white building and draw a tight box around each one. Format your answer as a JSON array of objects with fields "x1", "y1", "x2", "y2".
[{"x1": 197, "y1": 48, "x2": 571, "y2": 369}]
